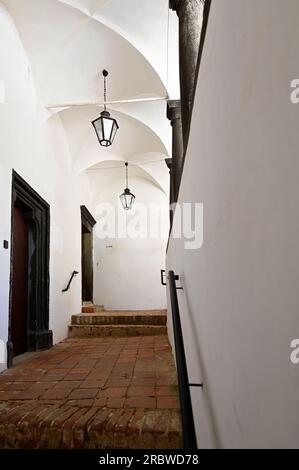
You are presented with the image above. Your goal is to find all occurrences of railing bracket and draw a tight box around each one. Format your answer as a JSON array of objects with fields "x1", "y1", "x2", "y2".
[{"x1": 161, "y1": 269, "x2": 182, "y2": 289}]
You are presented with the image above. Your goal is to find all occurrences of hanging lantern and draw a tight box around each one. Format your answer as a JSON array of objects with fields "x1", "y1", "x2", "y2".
[
  {"x1": 92, "y1": 70, "x2": 119, "y2": 147},
  {"x1": 119, "y1": 162, "x2": 135, "y2": 210}
]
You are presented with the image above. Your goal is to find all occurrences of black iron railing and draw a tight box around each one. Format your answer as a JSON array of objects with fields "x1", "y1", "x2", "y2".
[
  {"x1": 168, "y1": 270, "x2": 203, "y2": 449},
  {"x1": 62, "y1": 270, "x2": 79, "y2": 292}
]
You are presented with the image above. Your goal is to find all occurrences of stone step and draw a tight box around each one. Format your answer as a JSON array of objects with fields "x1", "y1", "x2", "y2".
[
  {"x1": 82, "y1": 305, "x2": 105, "y2": 313},
  {"x1": 68, "y1": 324, "x2": 167, "y2": 338},
  {"x1": 71, "y1": 310, "x2": 167, "y2": 326}
]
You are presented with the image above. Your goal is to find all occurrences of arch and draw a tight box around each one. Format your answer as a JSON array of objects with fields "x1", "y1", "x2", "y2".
[
  {"x1": 57, "y1": 0, "x2": 170, "y2": 91},
  {"x1": 85, "y1": 159, "x2": 168, "y2": 201},
  {"x1": 58, "y1": 105, "x2": 169, "y2": 172},
  {"x1": 2, "y1": 0, "x2": 168, "y2": 104}
]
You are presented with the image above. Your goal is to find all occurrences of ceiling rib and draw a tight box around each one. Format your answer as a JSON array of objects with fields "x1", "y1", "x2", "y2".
[{"x1": 46, "y1": 96, "x2": 168, "y2": 109}]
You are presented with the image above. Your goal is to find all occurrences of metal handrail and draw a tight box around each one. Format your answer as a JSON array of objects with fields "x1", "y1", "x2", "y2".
[
  {"x1": 168, "y1": 270, "x2": 202, "y2": 449},
  {"x1": 62, "y1": 270, "x2": 79, "y2": 292}
]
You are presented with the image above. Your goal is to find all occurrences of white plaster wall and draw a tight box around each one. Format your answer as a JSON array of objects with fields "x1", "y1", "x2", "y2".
[
  {"x1": 93, "y1": 177, "x2": 168, "y2": 310},
  {"x1": 0, "y1": 4, "x2": 87, "y2": 369},
  {"x1": 167, "y1": 0, "x2": 299, "y2": 448}
]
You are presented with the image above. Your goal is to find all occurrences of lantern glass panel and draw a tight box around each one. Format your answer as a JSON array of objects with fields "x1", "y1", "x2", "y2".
[
  {"x1": 110, "y1": 121, "x2": 119, "y2": 144},
  {"x1": 103, "y1": 117, "x2": 113, "y2": 142}
]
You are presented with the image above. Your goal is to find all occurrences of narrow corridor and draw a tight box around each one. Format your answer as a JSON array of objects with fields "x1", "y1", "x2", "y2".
[{"x1": 0, "y1": 336, "x2": 182, "y2": 449}]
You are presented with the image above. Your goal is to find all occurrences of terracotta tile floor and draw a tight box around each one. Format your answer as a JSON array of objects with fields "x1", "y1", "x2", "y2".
[{"x1": 0, "y1": 336, "x2": 182, "y2": 448}]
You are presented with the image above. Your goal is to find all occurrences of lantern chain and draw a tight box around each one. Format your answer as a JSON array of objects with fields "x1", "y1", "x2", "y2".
[
  {"x1": 104, "y1": 75, "x2": 107, "y2": 112},
  {"x1": 102, "y1": 69, "x2": 109, "y2": 112}
]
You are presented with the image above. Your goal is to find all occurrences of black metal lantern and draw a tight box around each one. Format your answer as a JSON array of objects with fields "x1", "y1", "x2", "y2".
[
  {"x1": 119, "y1": 162, "x2": 135, "y2": 210},
  {"x1": 92, "y1": 70, "x2": 119, "y2": 147}
]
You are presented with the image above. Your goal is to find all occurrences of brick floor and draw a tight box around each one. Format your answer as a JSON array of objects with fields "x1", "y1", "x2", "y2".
[{"x1": 0, "y1": 336, "x2": 182, "y2": 449}]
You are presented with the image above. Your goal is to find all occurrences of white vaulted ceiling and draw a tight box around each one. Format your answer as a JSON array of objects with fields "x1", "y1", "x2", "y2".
[{"x1": 2, "y1": 0, "x2": 179, "y2": 197}]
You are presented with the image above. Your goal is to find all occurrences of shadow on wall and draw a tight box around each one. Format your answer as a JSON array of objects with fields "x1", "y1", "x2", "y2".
[
  {"x1": 92, "y1": 176, "x2": 169, "y2": 311},
  {"x1": 93, "y1": 237, "x2": 167, "y2": 311},
  {"x1": 183, "y1": 279, "x2": 221, "y2": 448}
]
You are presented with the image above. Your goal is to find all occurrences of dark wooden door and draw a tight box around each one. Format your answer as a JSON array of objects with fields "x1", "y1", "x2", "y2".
[
  {"x1": 11, "y1": 206, "x2": 29, "y2": 357},
  {"x1": 82, "y1": 224, "x2": 93, "y2": 302}
]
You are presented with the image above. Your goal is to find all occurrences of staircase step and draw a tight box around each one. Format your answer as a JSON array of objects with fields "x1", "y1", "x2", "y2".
[
  {"x1": 72, "y1": 310, "x2": 167, "y2": 326},
  {"x1": 68, "y1": 324, "x2": 167, "y2": 338},
  {"x1": 82, "y1": 305, "x2": 105, "y2": 313}
]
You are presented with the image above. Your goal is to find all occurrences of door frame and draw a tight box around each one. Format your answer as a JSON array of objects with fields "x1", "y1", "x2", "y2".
[
  {"x1": 80, "y1": 205, "x2": 96, "y2": 303},
  {"x1": 8, "y1": 171, "x2": 53, "y2": 367}
]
